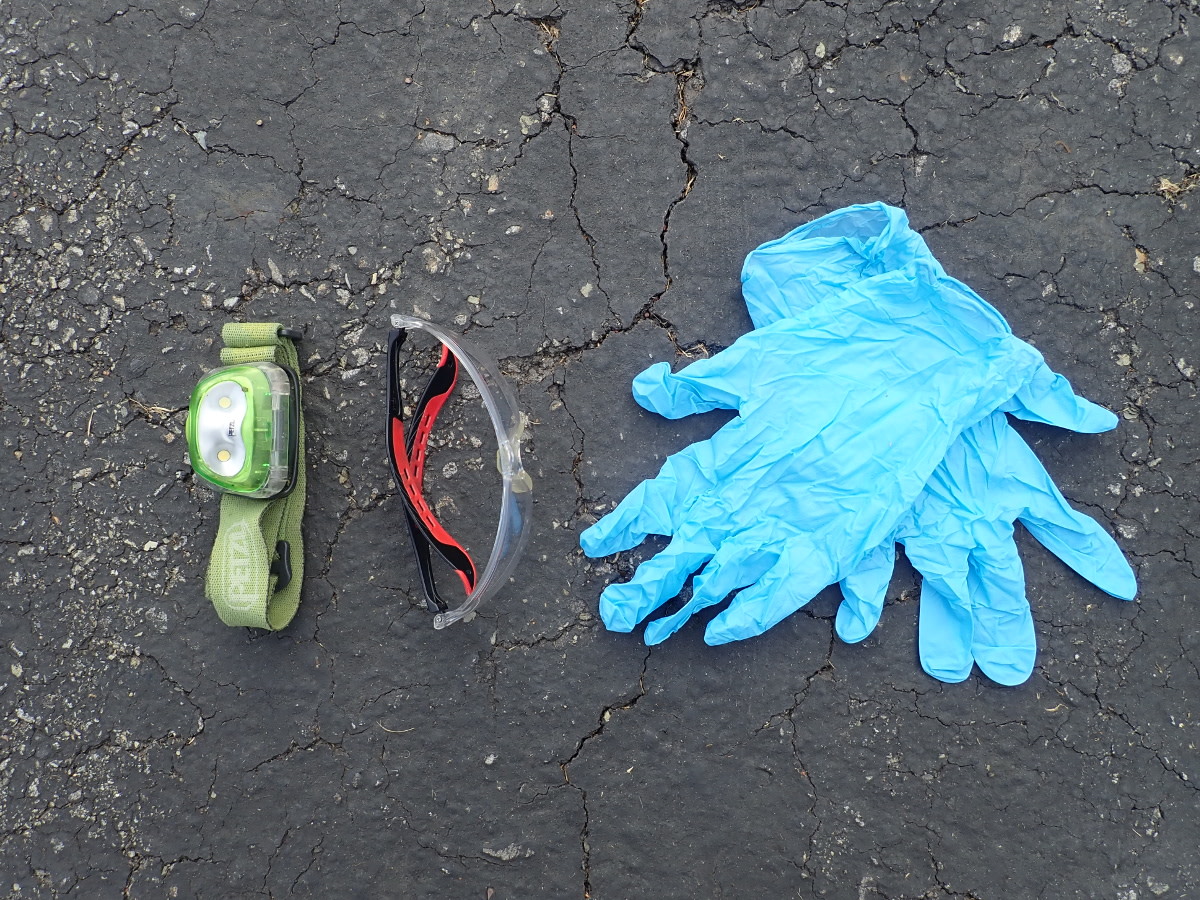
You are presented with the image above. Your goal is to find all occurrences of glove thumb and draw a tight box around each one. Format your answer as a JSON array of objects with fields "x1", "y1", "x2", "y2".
[
  {"x1": 1002, "y1": 362, "x2": 1117, "y2": 434},
  {"x1": 631, "y1": 343, "x2": 754, "y2": 419}
]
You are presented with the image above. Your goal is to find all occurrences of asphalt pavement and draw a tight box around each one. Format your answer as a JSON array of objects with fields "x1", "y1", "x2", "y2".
[{"x1": 1, "y1": 1, "x2": 1197, "y2": 898}]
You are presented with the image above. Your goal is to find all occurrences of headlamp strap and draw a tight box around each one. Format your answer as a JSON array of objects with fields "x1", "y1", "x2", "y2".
[{"x1": 205, "y1": 322, "x2": 307, "y2": 630}]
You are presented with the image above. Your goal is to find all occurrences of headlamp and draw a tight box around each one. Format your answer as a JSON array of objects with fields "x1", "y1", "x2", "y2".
[{"x1": 187, "y1": 323, "x2": 308, "y2": 631}]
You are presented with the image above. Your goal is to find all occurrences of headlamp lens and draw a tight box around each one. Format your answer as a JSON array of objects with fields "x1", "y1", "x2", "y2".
[{"x1": 187, "y1": 361, "x2": 298, "y2": 499}]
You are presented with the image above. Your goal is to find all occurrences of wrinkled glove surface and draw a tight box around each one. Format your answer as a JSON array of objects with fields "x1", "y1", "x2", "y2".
[
  {"x1": 581, "y1": 256, "x2": 1050, "y2": 646},
  {"x1": 744, "y1": 203, "x2": 1137, "y2": 685}
]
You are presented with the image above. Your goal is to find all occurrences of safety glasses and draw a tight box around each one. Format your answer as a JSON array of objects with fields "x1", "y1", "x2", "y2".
[{"x1": 386, "y1": 315, "x2": 533, "y2": 628}]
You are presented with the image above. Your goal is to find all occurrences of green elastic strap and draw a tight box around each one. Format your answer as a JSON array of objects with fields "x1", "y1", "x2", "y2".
[{"x1": 205, "y1": 322, "x2": 307, "y2": 630}]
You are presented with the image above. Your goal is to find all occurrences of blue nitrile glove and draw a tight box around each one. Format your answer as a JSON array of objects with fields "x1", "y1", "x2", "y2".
[
  {"x1": 836, "y1": 412, "x2": 1137, "y2": 684},
  {"x1": 581, "y1": 258, "x2": 1057, "y2": 646},
  {"x1": 741, "y1": 202, "x2": 1137, "y2": 684}
]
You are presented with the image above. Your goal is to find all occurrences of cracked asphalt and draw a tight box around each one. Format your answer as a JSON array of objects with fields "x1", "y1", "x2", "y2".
[{"x1": 2, "y1": 1, "x2": 1198, "y2": 897}]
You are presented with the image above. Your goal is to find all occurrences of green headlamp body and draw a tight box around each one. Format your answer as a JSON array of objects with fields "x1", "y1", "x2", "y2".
[{"x1": 186, "y1": 360, "x2": 299, "y2": 499}]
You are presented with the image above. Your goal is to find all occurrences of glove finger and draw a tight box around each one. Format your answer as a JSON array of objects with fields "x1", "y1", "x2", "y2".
[
  {"x1": 915, "y1": 577, "x2": 976, "y2": 683},
  {"x1": 598, "y1": 535, "x2": 714, "y2": 633},
  {"x1": 904, "y1": 540, "x2": 974, "y2": 683},
  {"x1": 702, "y1": 540, "x2": 835, "y2": 645},
  {"x1": 1023, "y1": 506, "x2": 1137, "y2": 601},
  {"x1": 836, "y1": 541, "x2": 897, "y2": 643},
  {"x1": 643, "y1": 537, "x2": 780, "y2": 645},
  {"x1": 579, "y1": 483, "x2": 673, "y2": 558},
  {"x1": 966, "y1": 537, "x2": 1036, "y2": 686},
  {"x1": 579, "y1": 451, "x2": 707, "y2": 557},
  {"x1": 998, "y1": 428, "x2": 1138, "y2": 601},
  {"x1": 1002, "y1": 362, "x2": 1117, "y2": 434}
]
